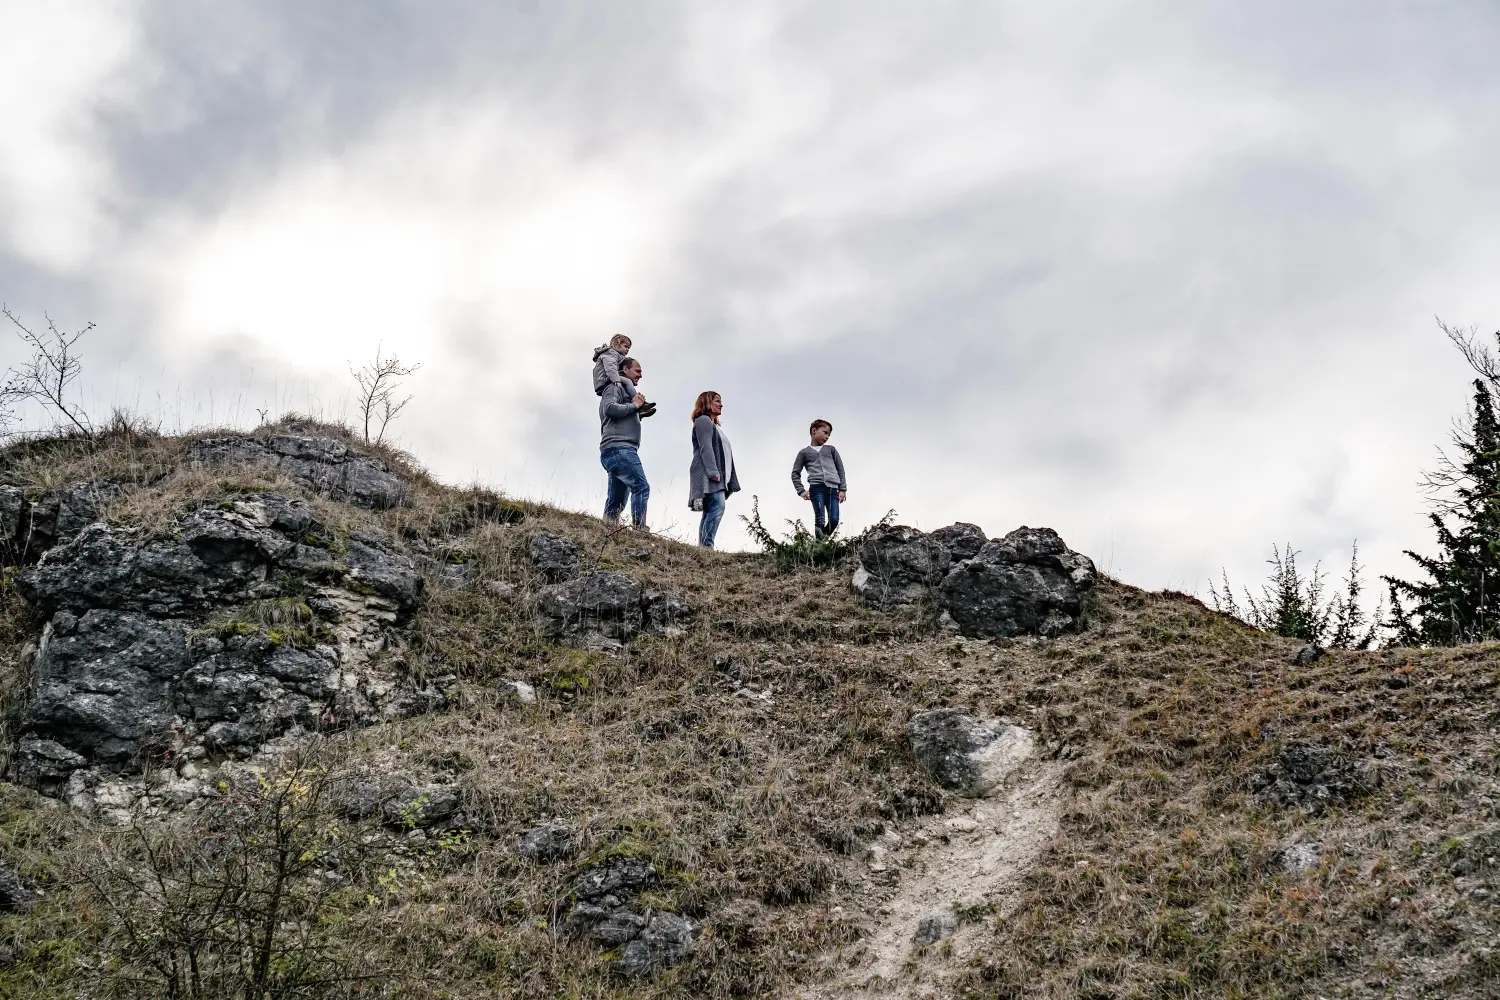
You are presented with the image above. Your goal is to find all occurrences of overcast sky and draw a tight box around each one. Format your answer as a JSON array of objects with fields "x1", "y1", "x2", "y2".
[{"x1": 2, "y1": 1, "x2": 1497, "y2": 600}]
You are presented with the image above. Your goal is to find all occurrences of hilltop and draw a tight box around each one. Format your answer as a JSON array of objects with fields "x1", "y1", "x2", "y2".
[{"x1": 0, "y1": 420, "x2": 1492, "y2": 1000}]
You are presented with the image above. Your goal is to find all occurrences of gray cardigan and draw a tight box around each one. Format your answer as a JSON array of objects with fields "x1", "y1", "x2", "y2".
[
  {"x1": 689, "y1": 415, "x2": 740, "y2": 505},
  {"x1": 599, "y1": 379, "x2": 642, "y2": 450},
  {"x1": 791, "y1": 444, "x2": 846, "y2": 493}
]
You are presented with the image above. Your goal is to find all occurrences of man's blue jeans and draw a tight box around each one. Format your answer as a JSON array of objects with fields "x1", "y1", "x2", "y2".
[
  {"x1": 699, "y1": 490, "x2": 726, "y2": 548},
  {"x1": 601, "y1": 447, "x2": 649, "y2": 526},
  {"x1": 809, "y1": 484, "x2": 840, "y2": 539}
]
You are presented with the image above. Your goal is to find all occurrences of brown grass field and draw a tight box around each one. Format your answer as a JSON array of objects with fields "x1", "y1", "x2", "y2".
[{"x1": 0, "y1": 421, "x2": 1493, "y2": 999}]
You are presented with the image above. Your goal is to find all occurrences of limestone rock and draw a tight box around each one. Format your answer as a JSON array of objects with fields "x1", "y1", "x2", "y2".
[
  {"x1": 936, "y1": 526, "x2": 1097, "y2": 638},
  {"x1": 907, "y1": 708, "x2": 1033, "y2": 796},
  {"x1": 564, "y1": 855, "x2": 696, "y2": 978},
  {"x1": 535, "y1": 572, "x2": 693, "y2": 642},
  {"x1": 529, "y1": 533, "x2": 582, "y2": 582},
  {"x1": 382, "y1": 784, "x2": 461, "y2": 829},
  {"x1": 929, "y1": 522, "x2": 988, "y2": 561},
  {"x1": 187, "y1": 432, "x2": 408, "y2": 509},
  {"x1": 615, "y1": 911, "x2": 699, "y2": 978},
  {"x1": 913, "y1": 910, "x2": 957, "y2": 945},
  {"x1": 517, "y1": 820, "x2": 575, "y2": 862},
  {"x1": 1251, "y1": 742, "x2": 1365, "y2": 814},
  {"x1": 0, "y1": 865, "x2": 36, "y2": 913},
  {"x1": 852, "y1": 525, "x2": 950, "y2": 607},
  {"x1": 1292, "y1": 644, "x2": 1323, "y2": 666}
]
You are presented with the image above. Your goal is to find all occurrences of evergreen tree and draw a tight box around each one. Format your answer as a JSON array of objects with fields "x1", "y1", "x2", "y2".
[
  {"x1": 1385, "y1": 378, "x2": 1500, "y2": 644},
  {"x1": 1210, "y1": 542, "x2": 1379, "y2": 649}
]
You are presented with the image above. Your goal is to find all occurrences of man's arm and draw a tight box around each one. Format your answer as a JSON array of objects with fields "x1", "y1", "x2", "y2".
[
  {"x1": 791, "y1": 449, "x2": 809, "y2": 496},
  {"x1": 832, "y1": 447, "x2": 848, "y2": 492},
  {"x1": 602, "y1": 384, "x2": 641, "y2": 419},
  {"x1": 694, "y1": 416, "x2": 721, "y2": 481}
]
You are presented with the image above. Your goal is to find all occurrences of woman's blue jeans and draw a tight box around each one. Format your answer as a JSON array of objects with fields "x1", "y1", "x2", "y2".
[
  {"x1": 601, "y1": 447, "x2": 650, "y2": 526},
  {"x1": 699, "y1": 490, "x2": 726, "y2": 548}
]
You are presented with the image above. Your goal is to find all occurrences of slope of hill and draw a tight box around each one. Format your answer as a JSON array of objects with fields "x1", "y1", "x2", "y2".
[{"x1": 0, "y1": 421, "x2": 1492, "y2": 1000}]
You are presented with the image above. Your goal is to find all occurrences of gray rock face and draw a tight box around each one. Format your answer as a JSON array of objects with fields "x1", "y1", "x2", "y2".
[
  {"x1": 929, "y1": 522, "x2": 988, "y2": 561},
  {"x1": 936, "y1": 527, "x2": 1097, "y2": 638},
  {"x1": 382, "y1": 784, "x2": 461, "y2": 829},
  {"x1": 0, "y1": 480, "x2": 125, "y2": 563},
  {"x1": 18, "y1": 495, "x2": 421, "y2": 619},
  {"x1": 186, "y1": 433, "x2": 407, "y2": 510},
  {"x1": 0, "y1": 866, "x2": 36, "y2": 913},
  {"x1": 851, "y1": 525, "x2": 951, "y2": 607},
  {"x1": 565, "y1": 855, "x2": 697, "y2": 978},
  {"x1": 518, "y1": 820, "x2": 576, "y2": 862},
  {"x1": 535, "y1": 572, "x2": 693, "y2": 641},
  {"x1": 529, "y1": 533, "x2": 581, "y2": 582},
  {"x1": 8, "y1": 492, "x2": 437, "y2": 798},
  {"x1": 907, "y1": 708, "x2": 1034, "y2": 797}
]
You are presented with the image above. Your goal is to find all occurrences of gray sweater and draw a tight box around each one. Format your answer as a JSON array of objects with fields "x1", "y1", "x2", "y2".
[
  {"x1": 599, "y1": 379, "x2": 642, "y2": 450},
  {"x1": 791, "y1": 444, "x2": 847, "y2": 493},
  {"x1": 689, "y1": 415, "x2": 741, "y2": 504}
]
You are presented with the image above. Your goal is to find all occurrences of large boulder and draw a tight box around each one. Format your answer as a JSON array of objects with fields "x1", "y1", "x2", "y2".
[
  {"x1": 851, "y1": 526, "x2": 951, "y2": 606},
  {"x1": 186, "y1": 432, "x2": 407, "y2": 510},
  {"x1": 936, "y1": 527, "x2": 1096, "y2": 637},
  {"x1": 8, "y1": 492, "x2": 438, "y2": 799},
  {"x1": 929, "y1": 522, "x2": 988, "y2": 561},
  {"x1": 535, "y1": 572, "x2": 693, "y2": 642},
  {"x1": 907, "y1": 708, "x2": 1033, "y2": 797}
]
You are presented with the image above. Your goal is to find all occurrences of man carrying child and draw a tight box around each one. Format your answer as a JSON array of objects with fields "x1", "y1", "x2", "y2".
[{"x1": 791, "y1": 418, "x2": 847, "y2": 540}]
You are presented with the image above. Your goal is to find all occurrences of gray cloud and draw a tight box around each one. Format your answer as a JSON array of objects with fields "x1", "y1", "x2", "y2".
[{"x1": 1, "y1": 1, "x2": 1497, "y2": 596}]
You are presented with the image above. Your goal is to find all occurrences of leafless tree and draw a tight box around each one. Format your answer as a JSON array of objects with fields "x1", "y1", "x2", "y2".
[
  {"x1": 1, "y1": 305, "x2": 94, "y2": 438},
  {"x1": 350, "y1": 346, "x2": 419, "y2": 446}
]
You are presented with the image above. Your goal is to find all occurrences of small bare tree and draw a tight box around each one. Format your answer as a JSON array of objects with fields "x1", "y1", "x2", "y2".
[
  {"x1": 1, "y1": 306, "x2": 94, "y2": 438},
  {"x1": 350, "y1": 346, "x2": 419, "y2": 446}
]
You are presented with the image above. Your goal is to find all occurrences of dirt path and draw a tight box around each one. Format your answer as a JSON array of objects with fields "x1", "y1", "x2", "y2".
[{"x1": 792, "y1": 731, "x2": 1063, "y2": 999}]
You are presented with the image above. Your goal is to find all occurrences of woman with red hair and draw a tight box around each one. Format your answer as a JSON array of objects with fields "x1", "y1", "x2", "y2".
[{"x1": 688, "y1": 391, "x2": 740, "y2": 548}]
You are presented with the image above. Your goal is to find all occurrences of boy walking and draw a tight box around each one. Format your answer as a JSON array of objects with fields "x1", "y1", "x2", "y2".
[{"x1": 791, "y1": 419, "x2": 847, "y2": 540}]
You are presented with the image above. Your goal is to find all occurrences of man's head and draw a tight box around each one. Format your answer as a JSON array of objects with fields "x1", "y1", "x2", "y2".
[
  {"x1": 611, "y1": 334, "x2": 633, "y2": 352},
  {"x1": 809, "y1": 418, "x2": 832, "y2": 445},
  {"x1": 621, "y1": 358, "x2": 642, "y2": 384}
]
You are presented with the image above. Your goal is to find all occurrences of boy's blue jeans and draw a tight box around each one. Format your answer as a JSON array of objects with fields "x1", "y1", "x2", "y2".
[
  {"x1": 699, "y1": 490, "x2": 726, "y2": 548},
  {"x1": 601, "y1": 447, "x2": 650, "y2": 526},
  {"x1": 809, "y1": 484, "x2": 840, "y2": 539}
]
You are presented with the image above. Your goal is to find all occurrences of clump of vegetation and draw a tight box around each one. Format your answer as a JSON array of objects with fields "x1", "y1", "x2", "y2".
[
  {"x1": 1209, "y1": 542, "x2": 1380, "y2": 649},
  {"x1": 0, "y1": 306, "x2": 96, "y2": 440},
  {"x1": 740, "y1": 495, "x2": 894, "y2": 572}
]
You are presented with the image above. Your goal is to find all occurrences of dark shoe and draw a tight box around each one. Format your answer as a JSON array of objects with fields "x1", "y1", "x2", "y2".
[{"x1": 638, "y1": 401, "x2": 658, "y2": 418}]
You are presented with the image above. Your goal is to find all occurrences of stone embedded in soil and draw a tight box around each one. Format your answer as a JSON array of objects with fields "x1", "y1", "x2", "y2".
[
  {"x1": 1293, "y1": 644, "x2": 1323, "y2": 666},
  {"x1": 908, "y1": 708, "x2": 1034, "y2": 797},
  {"x1": 382, "y1": 784, "x2": 460, "y2": 829},
  {"x1": 564, "y1": 855, "x2": 697, "y2": 978},
  {"x1": 186, "y1": 432, "x2": 407, "y2": 510},
  {"x1": 913, "y1": 911, "x2": 958, "y2": 946},
  {"x1": 517, "y1": 820, "x2": 576, "y2": 863},
  {"x1": 1252, "y1": 742, "x2": 1368, "y2": 814},
  {"x1": 936, "y1": 526, "x2": 1097, "y2": 638},
  {"x1": 851, "y1": 525, "x2": 952, "y2": 607},
  {"x1": 0, "y1": 866, "x2": 36, "y2": 913},
  {"x1": 534, "y1": 572, "x2": 694, "y2": 642},
  {"x1": 528, "y1": 532, "x2": 582, "y2": 582}
]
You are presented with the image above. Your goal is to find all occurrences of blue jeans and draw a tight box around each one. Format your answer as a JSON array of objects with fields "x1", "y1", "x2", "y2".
[
  {"x1": 699, "y1": 490, "x2": 726, "y2": 548},
  {"x1": 809, "y1": 484, "x2": 840, "y2": 539},
  {"x1": 601, "y1": 447, "x2": 649, "y2": 526}
]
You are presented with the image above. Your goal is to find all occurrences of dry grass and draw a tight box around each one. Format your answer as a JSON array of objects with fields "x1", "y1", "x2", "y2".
[{"x1": 0, "y1": 426, "x2": 1494, "y2": 998}]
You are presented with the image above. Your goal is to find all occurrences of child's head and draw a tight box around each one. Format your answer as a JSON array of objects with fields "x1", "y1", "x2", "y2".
[
  {"x1": 610, "y1": 333, "x2": 633, "y2": 352},
  {"x1": 809, "y1": 419, "x2": 832, "y2": 445}
]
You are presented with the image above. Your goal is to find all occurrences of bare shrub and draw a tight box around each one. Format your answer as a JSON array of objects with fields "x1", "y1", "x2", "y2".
[
  {"x1": 0, "y1": 306, "x2": 95, "y2": 439},
  {"x1": 79, "y1": 749, "x2": 400, "y2": 999},
  {"x1": 350, "y1": 347, "x2": 419, "y2": 447}
]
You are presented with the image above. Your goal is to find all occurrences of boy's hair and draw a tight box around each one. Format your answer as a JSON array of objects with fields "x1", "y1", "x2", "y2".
[
  {"x1": 610, "y1": 334, "x2": 632, "y2": 350},
  {"x1": 809, "y1": 418, "x2": 833, "y2": 435}
]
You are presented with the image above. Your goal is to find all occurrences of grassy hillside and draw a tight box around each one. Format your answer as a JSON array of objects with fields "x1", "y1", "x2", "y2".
[{"x1": 0, "y1": 422, "x2": 1494, "y2": 999}]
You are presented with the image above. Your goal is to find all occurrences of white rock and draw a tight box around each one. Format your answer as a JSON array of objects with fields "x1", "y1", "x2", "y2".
[
  {"x1": 945, "y1": 817, "x2": 980, "y2": 833},
  {"x1": 503, "y1": 680, "x2": 537, "y2": 703}
]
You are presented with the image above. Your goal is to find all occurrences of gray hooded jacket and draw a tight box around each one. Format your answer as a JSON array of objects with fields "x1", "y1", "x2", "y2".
[
  {"x1": 592, "y1": 345, "x2": 626, "y2": 396},
  {"x1": 600, "y1": 379, "x2": 642, "y2": 450}
]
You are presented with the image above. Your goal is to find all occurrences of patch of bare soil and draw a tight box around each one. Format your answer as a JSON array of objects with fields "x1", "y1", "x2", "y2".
[{"x1": 794, "y1": 731, "x2": 1064, "y2": 999}]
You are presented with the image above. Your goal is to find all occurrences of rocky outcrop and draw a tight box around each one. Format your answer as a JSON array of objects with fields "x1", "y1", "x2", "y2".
[
  {"x1": 565, "y1": 854, "x2": 699, "y2": 978},
  {"x1": 851, "y1": 525, "x2": 952, "y2": 607},
  {"x1": 0, "y1": 480, "x2": 125, "y2": 561},
  {"x1": 8, "y1": 492, "x2": 438, "y2": 805},
  {"x1": 907, "y1": 708, "x2": 1033, "y2": 797},
  {"x1": 518, "y1": 820, "x2": 576, "y2": 863},
  {"x1": 1252, "y1": 742, "x2": 1369, "y2": 814},
  {"x1": 529, "y1": 532, "x2": 581, "y2": 582},
  {"x1": 937, "y1": 527, "x2": 1097, "y2": 638},
  {"x1": 187, "y1": 433, "x2": 407, "y2": 510},
  {"x1": 853, "y1": 522, "x2": 1097, "y2": 638},
  {"x1": 535, "y1": 572, "x2": 693, "y2": 642}
]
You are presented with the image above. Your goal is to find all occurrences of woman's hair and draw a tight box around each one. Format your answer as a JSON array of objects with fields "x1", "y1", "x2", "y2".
[{"x1": 691, "y1": 391, "x2": 722, "y2": 424}]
